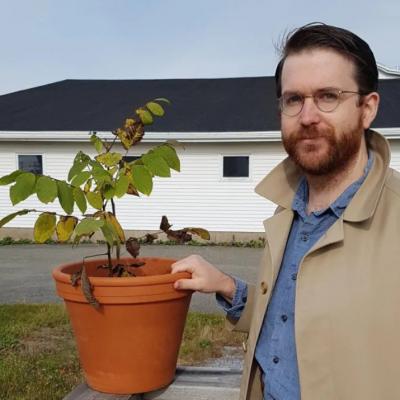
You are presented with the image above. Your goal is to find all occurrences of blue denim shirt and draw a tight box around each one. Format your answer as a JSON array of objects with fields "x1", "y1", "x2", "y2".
[{"x1": 218, "y1": 153, "x2": 373, "y2": 400}]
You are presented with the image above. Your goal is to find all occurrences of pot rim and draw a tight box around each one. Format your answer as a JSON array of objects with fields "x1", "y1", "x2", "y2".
[{"x1": 52, "y1": 256, "x2": 191, "y2": 287}]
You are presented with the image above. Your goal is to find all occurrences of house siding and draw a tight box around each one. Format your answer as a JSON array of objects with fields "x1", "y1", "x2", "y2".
[{"x1": 1, "y1": 138, "x2": 400, "y2": 235}]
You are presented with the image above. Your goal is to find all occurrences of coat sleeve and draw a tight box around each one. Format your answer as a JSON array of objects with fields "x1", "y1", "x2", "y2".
[{"x1": 225, "y1": 283, "x2": 255, "y2": 333}]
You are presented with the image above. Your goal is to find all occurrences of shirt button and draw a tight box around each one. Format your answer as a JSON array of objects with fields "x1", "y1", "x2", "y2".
[
  {"x1": 273, "y1": 356, "x2": 280, "y2": 364},
  {"x1": 291, "y1": 273, "x2": 297, "y2": 281},
  {"x1": 301, "y1": 234, "x2": 309, "y2": 242},
  {"x1": 281, "y1": 314, "x2": 288, "y2": 322},
  {"x1": 260, "y1": 281, "x2": 268, "y2": 294}
]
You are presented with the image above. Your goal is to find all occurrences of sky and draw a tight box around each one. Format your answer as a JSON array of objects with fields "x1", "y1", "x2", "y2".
[{"x1": 0, "y1": 0, "x2": 399, "y2": 95}]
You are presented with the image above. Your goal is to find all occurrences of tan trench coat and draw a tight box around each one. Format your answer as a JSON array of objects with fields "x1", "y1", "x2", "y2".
[{"x1": 229, "y1": 130, "x2": 400, "y2": 400}]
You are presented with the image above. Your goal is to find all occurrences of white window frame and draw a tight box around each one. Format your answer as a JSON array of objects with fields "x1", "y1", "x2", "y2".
[{"x1": 220, "y1": 154, "x2": 252, "y2": 181}]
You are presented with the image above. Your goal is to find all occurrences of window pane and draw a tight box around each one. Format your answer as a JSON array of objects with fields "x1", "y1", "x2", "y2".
[
  {"x1": 223, "y1": 156, "x2": 249, "y2": 177},
  {"x1": 122, "y1": 156, "x2": 140, "y2": 163},
  {"x1": 18, "y1": 155, "x2": 43, "y2": 174}
]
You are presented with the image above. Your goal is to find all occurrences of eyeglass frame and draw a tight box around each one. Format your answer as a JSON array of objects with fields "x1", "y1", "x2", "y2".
[{"x1": 278, "y1": 88, "x2": 368, "y2": 117}]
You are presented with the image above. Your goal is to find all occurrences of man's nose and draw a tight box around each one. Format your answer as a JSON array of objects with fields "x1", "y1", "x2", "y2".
[{"x1": 299, "y1": 97, "x2": 321, "y2": 126}]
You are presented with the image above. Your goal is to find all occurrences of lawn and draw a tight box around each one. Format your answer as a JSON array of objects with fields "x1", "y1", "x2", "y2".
[{"x1": 0, "y1": 304, "x2": 245, "y2": 400}]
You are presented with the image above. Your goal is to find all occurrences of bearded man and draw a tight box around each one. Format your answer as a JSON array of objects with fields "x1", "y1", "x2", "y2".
[{"x1": 171, "y1": 23, "x2": 400, "y2": 400}]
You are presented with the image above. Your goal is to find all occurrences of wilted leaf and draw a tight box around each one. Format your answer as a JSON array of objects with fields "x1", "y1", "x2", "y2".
[
  {"x1": 126, "y1": 237, "x2": 140, "y2": 258},
  {"x1": 86, "y1": 191, "x2": 103, "y2": 210},
  {"x1": 75, "y1": 218, "x2": 104, "y2": 236},
  {"x1": 34, "y1": 213, "x2": 56, "y2": 243},
  {"x1": 131, "y1": 165, "x2": 153, "y2": 195},
  {"x1": 57, "y1": 181, "x2": 74, "y2": 214},
  {"x1": 126, "y1": 183, "x2": 140, "y2": 196},
  {"x1": 73, "y1": 187, "x2": 87, "y2": 214},
  {"x1": 90, "y1": 134, "x2": 103, "y2": 153},
  {"x1": 160, "y1": 215, "x2": 172, "y2": 232},
  {"x1": 153, "y1": 144, "x2": 180, "y2": 172},
  {"x1": 56, "y1": 216, "x2": 78, "y2": 242},
  {"x1": 71, "y1": 171, "x2": 92, "y2": 187},
  {"x1": 146, "y1": 101, "x2": 164, "y2": 116},
  {"x1": 36, "y1": 176, "x2": 58, "y2": 203},
  {"x1": 0, "y1": 209, "x2": 31, "y2": 228},
  {"x1": 81, "y1": 265, "x2": 100, "y2": 309},
  {"x1": 167, "y1": 229, "x2": 192, "y2": 244},
  {"x1": 95, "y1": 153, "x2": 122, "y2": 168},
  {"x1": 0, "y1": 170, "x2": 24, "y2": 186},
  {"x1": 105, "y1": 212, "x2": 125, "y2": 242},
  {"x1": 136, "y1": 108, "x2": 153, "y2": 125},
  {"x1": 10, "y1": 172, "x2": 36, "y2": 205},
  {"x1": 185, "y1": 227, "x2": 211, "y2": 240},
  {"x1": 115, "y1": 175, "x2": 130, "y2": 198},
  {"x1": 142, "y1": 153, "x2": 171, "y2": 177}
]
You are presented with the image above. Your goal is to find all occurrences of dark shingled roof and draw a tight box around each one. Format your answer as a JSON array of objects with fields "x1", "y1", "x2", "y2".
[{"x1": 0, "y1": 77, "x2": 399, "y2": 132}]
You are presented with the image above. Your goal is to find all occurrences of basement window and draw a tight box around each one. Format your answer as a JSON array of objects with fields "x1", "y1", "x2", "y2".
[
  {"x1": 18, "y1": 155, "x2": 43, "y2": 175},
  {"x1": 223, "y1": 156, "x2": 249, "y2": 178}
]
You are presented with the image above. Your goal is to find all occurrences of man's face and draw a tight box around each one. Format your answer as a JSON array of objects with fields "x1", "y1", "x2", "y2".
[{"x1": 280, "y1": 48, "x2": 366, "y2": 176}]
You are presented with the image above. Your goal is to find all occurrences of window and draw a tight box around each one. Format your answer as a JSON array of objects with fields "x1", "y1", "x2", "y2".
[
  {"x1": 18, "y1": 155, "x2": 43, "y2": 174},
  {"x1": 223, "y1": 156, "x2": 249, "y2": 178},
  {"x1": 122, "y1": 155, "x2": 141, "y2": 163}
]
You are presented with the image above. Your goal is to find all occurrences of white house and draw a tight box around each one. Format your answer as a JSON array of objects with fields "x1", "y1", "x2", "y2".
[{"x1": 1, "y1": 69, "x2": 399, "y2": 240}]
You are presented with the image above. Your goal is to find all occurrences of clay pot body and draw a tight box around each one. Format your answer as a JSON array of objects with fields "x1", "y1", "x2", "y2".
[{"x1": 52, "y1": 257, "x2": 191, "y2": 394}]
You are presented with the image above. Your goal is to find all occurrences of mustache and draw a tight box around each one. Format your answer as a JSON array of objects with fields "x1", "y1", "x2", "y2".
[{"x1": 294, "y1": 126, "x2": 332, "y2": 140}]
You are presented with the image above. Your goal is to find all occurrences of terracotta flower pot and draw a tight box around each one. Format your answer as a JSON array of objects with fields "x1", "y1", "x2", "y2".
[{"x1": 52, "y1": 257, "x2": 192, "y2": 394}]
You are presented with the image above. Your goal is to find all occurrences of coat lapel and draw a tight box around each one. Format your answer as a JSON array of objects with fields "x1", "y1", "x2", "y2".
[
  {"x1": 263, "y1": 209, "x2": 294, "y2": 285},
  {"x1": 308, "y1": 217, "x2": 344, "y2": 254}
]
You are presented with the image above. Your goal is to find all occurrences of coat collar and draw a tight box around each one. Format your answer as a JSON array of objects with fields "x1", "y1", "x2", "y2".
[{"x1": 254, "y1": 130, "x2": 391, "y2": 222}]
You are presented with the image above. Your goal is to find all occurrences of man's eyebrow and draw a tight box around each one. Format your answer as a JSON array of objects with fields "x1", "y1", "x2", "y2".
[{"x1": 282, "y1": 87, "x2": 339, "y2": 95}]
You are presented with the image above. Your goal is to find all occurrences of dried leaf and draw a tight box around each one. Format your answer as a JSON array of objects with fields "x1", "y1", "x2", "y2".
[
  {"x1": 160, "y1": 215, "x2": 172, "y2": 232},
  {"x1": 126, "y1": 237, "x2": 140, "y2": 258},
  {"x1": 81, "y1": 265, "x2": 100, "y2": 309}
]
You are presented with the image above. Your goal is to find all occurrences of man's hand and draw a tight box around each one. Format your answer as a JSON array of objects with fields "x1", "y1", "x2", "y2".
[{"x1": 171, "y1": 255, "x2": 236, "y2": 302}]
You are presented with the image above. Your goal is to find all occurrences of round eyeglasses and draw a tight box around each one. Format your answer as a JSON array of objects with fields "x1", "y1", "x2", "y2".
[{"x1": 278, "y1": 88, "x2": 365, "y2": 117}]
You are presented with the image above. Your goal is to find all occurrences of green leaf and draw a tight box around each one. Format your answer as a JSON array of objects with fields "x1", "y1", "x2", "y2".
[
  {"x1": 0, "y1": 209, "x2": 31, "y2": 228},
  {"x1": 75, "y1": 218, "x2": 104, "y2": 236},
  {"x1": 103, "y1": 183, "x2": 115, "y2": 200},
  {"x1": 36, "y1": 176, "x2": 58, "y2": 204},
  {"x1": 56, "y1": 216, "x2": 78, "y2": 242},
  {"x1": 71, "y1": 171, "x2": 92, "y2": 187},
  {"x1": 142, "y1": 153, "x2": 171, "y2": 177},
  {"x1": 86, "y1": 191, "x2": 103, "y2": 210},
  {"x1": 68, "y1": 161, "x2": 86, "y2": 182},
  {"x1": 131, "y1": 165, "x2": 153, "y2": 196},
  {"x1": 57, "y1": 181, "x2": 74, "y2": 214},
  {"x1": 146, "y1": 101, "x2": 164, "y2": 116},
  {"x1": 73, "y1": 187, "x2": 87, "y2": 214},
  {"x1": 90, "y1": 134, "x2": 103, "y2": 153},
  {"x1": 0, "y1": 170, "x2": 24, "y2": 186},
  {"x1": 10, "y1": 173, "x2": 36, "y2": 205},
  {"x1": 91, "y1": 161, "x2": 112, "y2": 183},
  {"x1": 136, "y1": 108, "x2": 153, "y2": 125},
  {"x1": 153, "y1": 144, "x2": 180, "y2": 172},
  {"x1": 115, "y1": 175, "x2": 130, "y2": 198},
  {"x1": 101, "y1": 221, "x2": 117, "y2": 248},
  {"x1": 34, "y1": 213, "x2": 56, "y2": 243},
  {"x1": 95, "y1": 153, "x2": 122, "y2": 168}
]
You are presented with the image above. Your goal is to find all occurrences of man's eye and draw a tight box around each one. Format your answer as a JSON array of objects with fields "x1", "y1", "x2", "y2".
[
  {"x1": 285, "y1": 94, "x2": 302, "y2": 106},
  {"x1": 318, "y1": 91, "x2": 339, "y2": 102}
]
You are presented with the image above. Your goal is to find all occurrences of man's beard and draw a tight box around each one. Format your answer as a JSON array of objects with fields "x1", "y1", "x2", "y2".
[{"x1": 282, "y1": 118, "x2": 364, "y2": 176}]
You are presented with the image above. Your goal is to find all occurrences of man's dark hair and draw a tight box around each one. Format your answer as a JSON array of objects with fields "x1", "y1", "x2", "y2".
[{"x1": 275, "y1": 22, "x2": 378, "y2": 98}]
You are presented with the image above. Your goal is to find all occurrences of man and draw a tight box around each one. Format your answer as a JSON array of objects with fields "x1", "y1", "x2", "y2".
[{"x1": 171, "y1": 23, "x2": 400, "y2": 400}]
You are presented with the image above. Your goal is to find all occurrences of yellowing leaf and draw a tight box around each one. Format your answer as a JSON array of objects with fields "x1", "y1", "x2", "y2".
[
  {"x1": 86, "y1": 191, "x2": 103, "y2": 210},
  {"x1": 90, "y1": 134, "x2": 103, "y2": 153},
  {"x1": 95, "y1": 153, "x2": 122, "y2": 168},
  {"x1": 56, "y1": 216, "x2": 78, "y2": 242},
  {"x1": 105, "y1": 212, "x2": 125, "y2": 242},
  {"x1": 36, "y1": 176, "x2": 58, "y2": 203},
  {"x1": 34, "y1": 213, "x2": 56, "y2": 243},
  {"x1": 136, "y1": 108, "x2": 153, "y2": 125},
  {"x1": 186, "y1": 228, "x2": 211, "y2": 240}
]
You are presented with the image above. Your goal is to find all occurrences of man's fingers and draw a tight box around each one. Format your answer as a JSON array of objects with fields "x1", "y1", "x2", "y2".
[
  {"x1": 171, "y1": 261, "x2": 193, "y2": 274},
  {"x1": 174, "y1": 278, "x2": 197, "y2": 291}
]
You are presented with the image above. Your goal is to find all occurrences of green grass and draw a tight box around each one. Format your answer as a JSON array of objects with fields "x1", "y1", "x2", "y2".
[{"x1": 0, "y1": 304, "x2": 245, "y2": 400}]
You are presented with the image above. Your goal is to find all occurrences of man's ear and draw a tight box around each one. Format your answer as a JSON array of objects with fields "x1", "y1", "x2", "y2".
[{"x1": 361, "y1": 92, "x2": 380, "y2": 129}]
